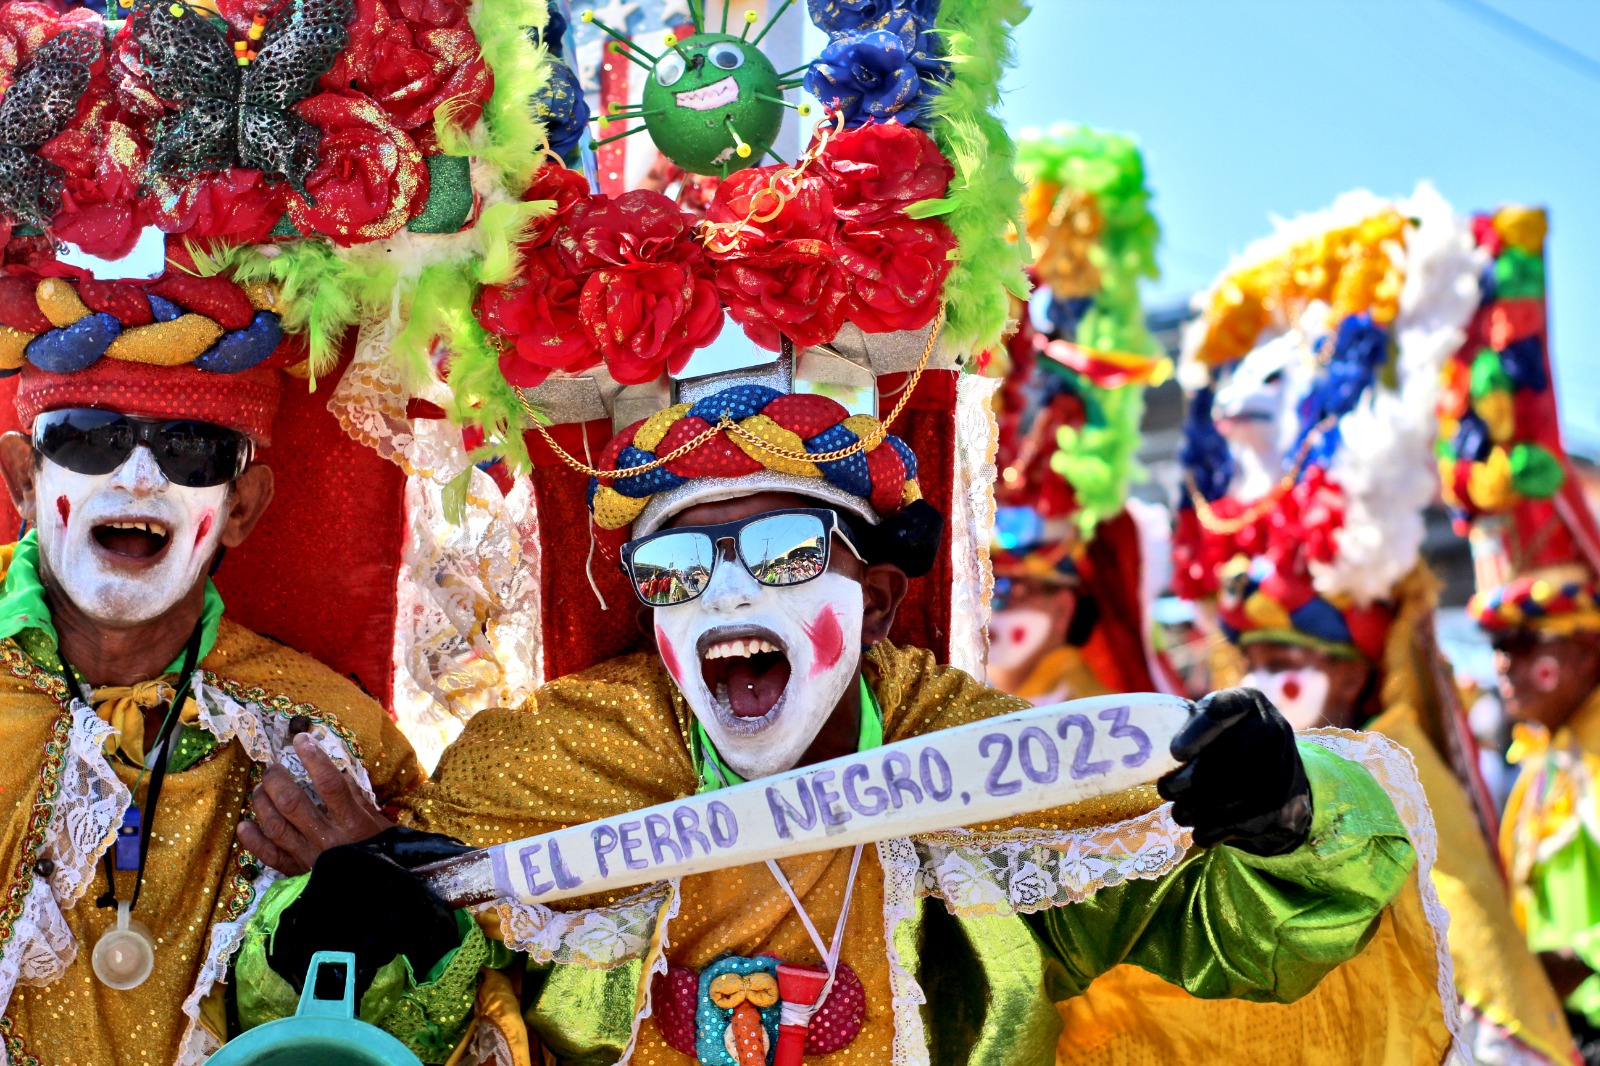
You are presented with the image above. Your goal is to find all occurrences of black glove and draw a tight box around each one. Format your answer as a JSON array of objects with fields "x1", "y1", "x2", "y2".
[
  {"x1": 1157, "y1": 687, "x2": 1313, "y2": 857},
  {"x1": 268, "y1": 827, "x2": 474, "y2": 998}
]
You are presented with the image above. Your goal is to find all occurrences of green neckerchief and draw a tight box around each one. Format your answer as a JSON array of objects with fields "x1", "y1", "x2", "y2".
[
  {"x1": 0, "y1": 531, "x2": 226, "y2": 771},
  {"x1": 692, "y1": 674, "x2": 885, "y2": 793}
]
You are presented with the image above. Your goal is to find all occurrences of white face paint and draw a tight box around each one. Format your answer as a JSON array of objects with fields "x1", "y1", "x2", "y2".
[
  {"x1": 986, "y1": 607, "x2": 1055, "y2": 673},
  {"x1": 1242, "y1": 668, "x2": 1332, "y2": 731},
  {"x1": 653, "y1": 549, "x2": 863, "y2": 781},
  {"x1": 35, "y1": 447, "x2": 230, "y2": 628}
]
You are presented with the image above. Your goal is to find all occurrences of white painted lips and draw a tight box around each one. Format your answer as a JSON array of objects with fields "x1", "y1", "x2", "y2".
[{"x1": 675, "y1": 76, "x2": 739, "y2": 111}]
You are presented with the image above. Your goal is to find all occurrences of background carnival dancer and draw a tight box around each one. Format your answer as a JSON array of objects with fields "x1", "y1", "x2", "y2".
[
  {"x1": 988, "y1": 124, "x2": 1178, "y2": 705},
  {"x1": 0, "y1": 0, "x2": 564, "y2": 1061},
  {"x1": 1165, "y1": 187, "x2": 1576, "y2": 1065},
  {"x1": 1440, "y1": 207, "x2": 1600, "y2": 1063}
]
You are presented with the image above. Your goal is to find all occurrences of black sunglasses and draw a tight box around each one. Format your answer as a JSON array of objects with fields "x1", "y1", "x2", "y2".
[
  {"x1": 32, "y1": 409, "x2": 254, "y2": 489},
  {"x1": 621, "y1": 508, "x2": 865, "y2": 607}
]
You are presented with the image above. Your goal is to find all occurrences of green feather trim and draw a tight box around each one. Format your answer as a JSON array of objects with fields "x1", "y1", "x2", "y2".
[
  {"x1": 923, "y1": 0, "x2": 1031, "y2": 358},
  {"x1": 1050, "y1": 376, "x2": 1148, "y2": 537},
  {"x1": 444, "y1": 0, "x2": 553, "y2": 196},
  {"x1": 1018, "y1": 124, "x2": 1162, "y2": 357}
]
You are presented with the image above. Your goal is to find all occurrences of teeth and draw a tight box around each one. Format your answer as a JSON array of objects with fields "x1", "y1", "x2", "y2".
[
  {"x1": 703, "y1": 638, "x2": 780, "y2": 661},
  {"x1": 103, "y1": 521, "x2": 169, "y2": 536}
]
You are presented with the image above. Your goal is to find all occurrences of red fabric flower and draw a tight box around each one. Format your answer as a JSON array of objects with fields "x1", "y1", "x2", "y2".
[
  {"x1": 146, "y1": 168, "x2": 289, "y2": 246},
  {"x1": 37, "y1": 96, "x2": 153, "y2": 260},
  {"x1": 834, "y1": 217, "x2": 953, "y2": 333},
  {"x1": 705, "y1": 165, "x2": 837, "y2": 251},
  {"x1": 520, "y1": 163, "x2": 590, "y2": 247},
  {"x1": 321, "y1": 0, "x2": 491, "y2": 148},
  {"x1": 477, "y1": 245, "x2": 600, "y2": 388},
  {"x1": 819, "y1": 121, "x2": 951, "y2": 225},
  {"x1": 547, "y1": 191, "x2": 722, "y2": 384},
  {"x1": 580, "y1": 260, "x2": 722, "y2": 384},
  {"x1": 0, "y1": 3, "x2": 100, "y2": 86},
  {"x1": 287, "y1": 91, "x2": 428, "y2": 245},
  {"x1": 717, "y1": 239, "x2": 847, "y2": 352}
]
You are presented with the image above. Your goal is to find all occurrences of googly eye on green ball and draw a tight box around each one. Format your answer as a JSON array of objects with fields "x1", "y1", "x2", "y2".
[{"x1": 581, "y1": 3, "x2": 810, "y2": 178}]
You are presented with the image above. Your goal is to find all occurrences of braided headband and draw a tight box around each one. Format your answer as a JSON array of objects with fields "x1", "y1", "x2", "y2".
[
  {"x1": 1470, "y1": 575, "x2": 1600, "y2": 635},
  {"x1": 0, "y1": 275, "x2": 285, "y2": 378},
  {"x1": 588, "y1": 385, "x2": 921, "y2": 532},
  {"x1": 1217, "y1": 563, "x2": 1391, "y2": 664}
]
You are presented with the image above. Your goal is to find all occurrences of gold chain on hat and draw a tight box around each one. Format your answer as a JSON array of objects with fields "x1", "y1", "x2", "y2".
[{"x1": 520, "y1": 310, "x2": 942, "y2": 480}]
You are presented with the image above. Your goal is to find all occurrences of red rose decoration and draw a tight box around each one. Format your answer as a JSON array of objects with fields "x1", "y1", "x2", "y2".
[
  {"x1": 717, "y1": 239, "x2": 847, "y2": 352},
  {"x1": 477, "y1": 245, "x2": 599, "y2": 387},
  {"x1": 541, "y1": 191, "x2": 723, "y2": 384},
  {"x1": 146, "y1": 169, "x2": 289, "y2": 246},
  {"x1": 580, "y1": 259, "x2": 722, "y2": 384},
  {"x1": 820, "y1": 122, "x2": 952, "y2": 225},
  {"x1": 37, "y1": 97, "x2": 153, "y2": 260},
  {"x1": 521, "y1": 163, "x2": 590, "y2": 247},
  {"x1": 834, "y1": 217, "x2": 953, "y2": 333},
  {"x1": 287, "y1": 91, "x2": 428, "y2": 245},
  {"x1": 322, "y1": 0, "x2": 491, "y2": 147},
  {"x1": 706, "y1": 165, "x2": 836, "y2": 251}
]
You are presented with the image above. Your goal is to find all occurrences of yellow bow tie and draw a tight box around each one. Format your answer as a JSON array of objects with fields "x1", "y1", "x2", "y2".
[{"x1": 92, "y1": 678, "x2": 200, "y2": 766}]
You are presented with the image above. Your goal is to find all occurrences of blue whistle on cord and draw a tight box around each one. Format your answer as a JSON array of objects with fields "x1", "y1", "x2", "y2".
[{"x1": 114, "y1": 808, "x2": 140, "y2": 871}]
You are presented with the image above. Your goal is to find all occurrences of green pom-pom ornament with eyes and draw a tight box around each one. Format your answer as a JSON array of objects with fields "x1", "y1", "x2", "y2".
[{"x1": 640, "y1": 32, "x2": 783, "y2": 177}]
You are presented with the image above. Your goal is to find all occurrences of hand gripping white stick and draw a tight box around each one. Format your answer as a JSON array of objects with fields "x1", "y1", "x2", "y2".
[{"x1": 416, "y1": 693, "x2": 1192, "y2": 907}]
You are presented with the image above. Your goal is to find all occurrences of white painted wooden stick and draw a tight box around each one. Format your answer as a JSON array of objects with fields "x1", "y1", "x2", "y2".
[{"x1": 417, "y1": 693, "x2": 1191, "y2": 907}]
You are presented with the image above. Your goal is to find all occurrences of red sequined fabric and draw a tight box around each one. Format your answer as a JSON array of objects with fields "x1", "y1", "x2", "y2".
[{"x1": 14, "y1": 360, "x2": 281, "y2": 442}]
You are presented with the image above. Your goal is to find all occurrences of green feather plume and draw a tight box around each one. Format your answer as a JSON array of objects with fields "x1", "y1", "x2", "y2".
[
  {"x1": 443, "y1": 0, "x2": 553, "y2": 195},
  {"x1": 915, "y1": 0, "x2": 1031, "y2": 358}
]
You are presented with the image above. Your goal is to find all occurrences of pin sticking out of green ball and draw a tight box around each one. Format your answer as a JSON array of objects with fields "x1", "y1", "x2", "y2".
[{"x1": 583, "y1": 1, "x2": 811, "y2": 178}]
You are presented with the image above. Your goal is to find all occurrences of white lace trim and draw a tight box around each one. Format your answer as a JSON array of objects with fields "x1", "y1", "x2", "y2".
[
  {"x1": 913, "y1": 806, "x2": 1191, "y2": 916},
  {"x1": 489, "y1": 879, "x2": 680, "y2": 1066},
  {"x1": 1300, "y1": 727, "x2": 1469, "y2": 1066},
  {"x1": 0, "y1": 701, "x2": 129, "y2": 1027},
  {"x1": 169, "y1": 679, "x2": 379, "y2": 1065},
  {"x1": 948, "y1": 373, "x2": 1000, "y2": 680},
  {"x1": 878, "y1": 837, "x2": 931, "y2": 1066}
]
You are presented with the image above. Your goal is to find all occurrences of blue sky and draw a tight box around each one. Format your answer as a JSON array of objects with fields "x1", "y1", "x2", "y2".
[{"x1": 998, "y1": 0, "x2": 1600, "y2": 453}]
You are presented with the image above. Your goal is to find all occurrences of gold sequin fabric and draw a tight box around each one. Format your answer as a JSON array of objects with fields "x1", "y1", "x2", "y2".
[
  {"x1": 402, "y1": 643, "x2": 1170, "y2": 1064},
  {"x1": 0, "y1": 620, "x2": 422, "y2": 1066}
]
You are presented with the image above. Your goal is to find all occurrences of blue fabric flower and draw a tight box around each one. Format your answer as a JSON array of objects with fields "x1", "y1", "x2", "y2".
[
  {"x1": 532, "y1": 60, "x2": 591, "y2": 160},
  {"x1": 1499, "y1": 334, "x2": 1550, "y2": 393},
  {"x1": 540, "y1": 4, "x2": 570, "y2": 57},
  {"x1": 807, "y1": 0, "x2": 940, "y2": 34},
  {"x1": 804, "y1": 26, "x2": 929, "y2": 127},
  {"x1": 1180, "y1": 387, "x2": 1235, "y2": 503}
]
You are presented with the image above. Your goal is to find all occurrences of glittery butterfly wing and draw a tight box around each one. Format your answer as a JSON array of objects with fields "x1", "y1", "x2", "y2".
[
  {"x1": 0, "y1": 28, "x2": 103, "y2": 228},
  {"x1": 130, "y1": 0, "x2": 245, "y2": 179},
  {"x1": 237, "y1": 0, "x2": 353, "y2": 201}
]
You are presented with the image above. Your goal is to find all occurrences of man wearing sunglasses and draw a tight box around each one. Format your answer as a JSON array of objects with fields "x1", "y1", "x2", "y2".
[
  {"x1": 329, "y1": 376, "x2": 1439, "y2": 1064},
  {"x1": 0, "y1": 358, "x2": 441, "y2": 1064}
]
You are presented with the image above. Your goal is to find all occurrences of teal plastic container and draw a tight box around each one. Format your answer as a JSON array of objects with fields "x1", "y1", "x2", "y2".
[{"x1": 204, "y1": 951, "x2": 423, "y2": 1066}]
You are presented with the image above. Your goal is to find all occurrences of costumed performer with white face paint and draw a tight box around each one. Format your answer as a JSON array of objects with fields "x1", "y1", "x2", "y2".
[
  {"x1": 256, "y1": 357, "x2": 1448, "y2": 1064},
  {"x1": 1172, "y1": 191, "x2": 1576, "y2": 1064}
]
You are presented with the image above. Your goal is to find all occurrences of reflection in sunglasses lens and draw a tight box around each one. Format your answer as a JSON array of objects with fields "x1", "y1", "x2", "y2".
[
  {"x1": 630, "y1": 533, "x2": 715, "y2": 605},
  {"x1": 739, "y1": 514, "x2": 828, "y2": 587}
]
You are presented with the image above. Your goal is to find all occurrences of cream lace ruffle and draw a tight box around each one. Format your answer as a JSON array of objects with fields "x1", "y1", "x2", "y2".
[{"x1": 947, "y1": 373, "x2": 1000, "y2": 680}]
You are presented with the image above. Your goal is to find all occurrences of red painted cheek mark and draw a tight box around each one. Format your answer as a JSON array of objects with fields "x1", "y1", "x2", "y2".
[
  {"x1": 55, "y1": 496, "x2": 69, "y2": 527},
  {"x1": 804, "y1": 605, "x2": 845, "y2": 676},
  {"x1": 655, "y1": 624, "x2": 683, "y2": 684},
  {"x1": 1281, "y1": 677, "x2": 1302, "y2": 701},
  {"x1": 195, "y1": 511, "x2": 214, "y2": 547}
]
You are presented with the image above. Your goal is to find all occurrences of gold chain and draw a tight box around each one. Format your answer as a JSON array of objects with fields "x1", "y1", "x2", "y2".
[
  {"x1": 696, "y1": 112, "x2": 846, "y2": 255},
  {"x1": 519, "y1": 310, "x2": 943, "y2": 481}
]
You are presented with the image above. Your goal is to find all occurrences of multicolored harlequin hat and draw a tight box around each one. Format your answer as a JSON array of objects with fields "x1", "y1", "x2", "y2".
[
  {"x1": 0, "y1": 0, "x2": 555, "y2": 721},
  {"x1": 1435, "y1": 207, "x2": 1600, "y2": 635},
  {"x1": 1175, "y1": 185, "x2": 1484, "y2": 662}
]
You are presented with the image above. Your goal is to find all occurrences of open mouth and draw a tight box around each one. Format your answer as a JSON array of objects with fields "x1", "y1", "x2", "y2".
[
  {"x1": 91, "y1": 519, "x2": 171, "y2": 561},
  {"x1": 675, "y1": 76, "x2": 739, "y2": 111},
  {"x1": 698, "y1": 626, "x2": 792, "y2": 720}
]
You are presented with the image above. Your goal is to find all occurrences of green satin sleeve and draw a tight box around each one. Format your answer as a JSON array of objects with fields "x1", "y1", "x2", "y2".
[
  {"x1": 1519, "y1": 828, "x2": 1600, "y2": 1025},
  {"x1": 231, "y1": 874, "x2": 495, "y2": 1064},
  {"x1": 1031, "y1": 741, "x2": 1416, "y2": 1004}
]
